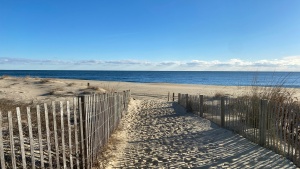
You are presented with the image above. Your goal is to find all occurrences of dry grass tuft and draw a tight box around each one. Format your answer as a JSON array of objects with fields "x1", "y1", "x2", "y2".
[
  {"x1": 67, "y1": 82, "x2": 76, "y2": 87},
  {"x1": 101, "y1": 83, "x2": 120, "y2": 93},
  {"x1": 0, "y1": 98, "x2": 32, "y2": 113},
  {"x1": 48, "y1": 87, "x2": 64, "y2": 95},
  {"x1": 79, "y1": 85, "x2": 106, "y2": 95},
  {"x1": 22, "y1": 75, "x2": 32, "y2": 80},
  {"x1": 232, "y1": 75, "x2": 299, "y2": 130},
  {"x1": 39, "y1": 78, "x2": 52, "y2": 84},
  {"x1": 88, "y1": 85, "x2": 102, "y2": 91},
  {"x1": 0, "y1": 75, "x2": 10, "y2": 80},
  {"x1": 213, "y1": 92, "x2": 224, "y2": 99},
  {"x1": 244, "y1": 73, "x2": 297, "y2": 104}
]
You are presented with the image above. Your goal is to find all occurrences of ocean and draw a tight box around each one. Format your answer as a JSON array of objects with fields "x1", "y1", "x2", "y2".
[{"x1": 0, "y1": 70, "x2": 299, "y2": 88}]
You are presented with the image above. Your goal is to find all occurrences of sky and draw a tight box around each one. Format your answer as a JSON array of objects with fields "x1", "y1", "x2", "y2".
[{"x1": 0, "y1": 0, "x2": 300, "y2": 71}]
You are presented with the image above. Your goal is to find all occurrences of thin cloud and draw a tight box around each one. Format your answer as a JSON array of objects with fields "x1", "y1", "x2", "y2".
[
  {"x1": 0, "y1": 57, "x2": 70, "y2": 65},
  {"x1": 74, "y1": 60, "x2": 103, "y2": 65},
  {"x1": 158, "y1": 61, "x2": 182, "y2": 66},
  {"x1": 104, "y1": 60, "x2": 152, "y2": 65},
  {"x1": 1, "y1": 56, "x2": 300, "y2": 71}
]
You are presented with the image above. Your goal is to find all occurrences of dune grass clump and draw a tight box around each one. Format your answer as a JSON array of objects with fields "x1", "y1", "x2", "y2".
[
  {"x1": 213, "y1": 92, "x2": 224, "y2": 100},
  {"x1": 0, "y1": 75, "x2": 10, "y2": 80},
  {"x1": 101, "y1": 83, "x2": 120, "y2": 93},
  {"x1": 87, "y1": 85, "x2": 102, "y2": 91},
  {"x1": 48, "y1": 87, "x2": 64, "y2": 96},
  {"x1": 250, "y1": 74, "x2": 296, "y2": 103},
  {"x1": 235, "y1": 73, "x2": 299, "y2": 143},
  {"x1": 67, "y1": 82, "x2": 76, "y2": 87},
  {"x1": 232, "y1": 73, "x2": 297, "y2": 105},
  {"x1": 0, "y1": 98, "x2": 32, "y2": 114},
  {"x1": 39, "y1": 78, "x2": 52, "y2": 84},
  {"x1": 78, "y1": 84, "x2": 106, "y2": 95}
]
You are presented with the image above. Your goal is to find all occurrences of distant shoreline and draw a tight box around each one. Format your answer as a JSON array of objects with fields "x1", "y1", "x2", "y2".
[
  {"x1": 1, "y1": 69, "x2": 300, "y2": 72},
  {"x1": 1, "y1": 76, "x2": 299, "y2": 105},
  {"x1": 1, "y1": 70, "x2": 300, "y2": 88}
]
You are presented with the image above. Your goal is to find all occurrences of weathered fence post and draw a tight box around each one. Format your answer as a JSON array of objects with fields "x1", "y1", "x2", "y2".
[
  {"x1": 185, "y1": 94, "x2": 189, "y2": 110},
  {"x1": 259, "y1": 99, "x2": 268, "y2": 146},
  {"x1": 79, "y1": 95, "x2": 87, "y2": 169},
  {"x1": 51, "y1": 102, "x2": 60, "y2": 169},
  {"x1": 172, "y1": 93, "x2": 175, "y2": 102},
  {"x1": 199, "y1": 95, "x2": 204, "y2": 117},
  {"x1": 221, "y1": 97, "x2": 225, "y2": 127},
  {"x1": 178, "y1": 93, "x2": 181, "y2": 104},
  {"x1": 37, "y1": 105, "x2": 45, "y2": 168},
  {"x1": 8, "y1": 111, "x2": 17, "y2": 169},
  {"x1": 16, "y1": 107, "x2": 26, "y2": 169},
  {"x1": 168, "y1": 92, "x2": 170, "y2": 101},
  {"x1": 123, "y1": 91, "x2": 126, "y2": 113},
  {"x1": 0, "y1": 111, "x2": 5, "y2": 169}
]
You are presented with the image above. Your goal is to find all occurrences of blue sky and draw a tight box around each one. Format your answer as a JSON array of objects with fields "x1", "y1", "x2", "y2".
[{"x1": 0, "y1": 0, "x2": 300, "y2": 71}]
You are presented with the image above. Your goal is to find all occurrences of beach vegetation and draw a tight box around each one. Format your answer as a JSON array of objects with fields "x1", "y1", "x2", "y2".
[
  {"x1": 213, "y1": 92, "x2": 224, "y2": 100},
  {"x1": 0, "y1": 75, "x2": 10, "y2": 79},
  {"x1": 39, "y1": 78, "x2": 52, "y2": 84},
  {"x1": 67, "y1": 82, "x2": 76, "y2": 87},
  {"x1": 101, "y1": 83, "x2": 120, "y2": 93},
  {"x1": 0, "y1": 98, "x2": 32, "y2": 114},
  {"x1": 48, "y1": 87, "x2": 64, "y2": 96},
  {"x1": 234, "y1": 74, "x2": 299, "y2": 150},
  {"x1": 87, "y1": 85, "x2": 102, "y2": 91}
]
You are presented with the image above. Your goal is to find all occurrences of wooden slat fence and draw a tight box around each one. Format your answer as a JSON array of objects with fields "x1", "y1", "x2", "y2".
[
  {"x1": 0, "y1": 90, "x2": 131, "y2": 169},
  {"x1": 177, "y1": 93, "x2": 300, "y2": 167}
]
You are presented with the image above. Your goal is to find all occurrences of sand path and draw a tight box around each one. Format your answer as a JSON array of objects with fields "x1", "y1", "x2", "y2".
[{"x1": 105, "y1": 99, "x2": 298, "y2": 169}]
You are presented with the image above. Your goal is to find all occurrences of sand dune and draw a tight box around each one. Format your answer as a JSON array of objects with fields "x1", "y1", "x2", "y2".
[{"x1": 1, "y1": 76, "x2": 299, "y2": 103}]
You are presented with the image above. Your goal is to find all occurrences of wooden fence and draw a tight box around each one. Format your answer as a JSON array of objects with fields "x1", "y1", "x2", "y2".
[
  {"x1": 177, "y1": 93, "x2": 300, "y2": 167},
  {"x1": 0, "y1": 90, "x2": 131, "y2": 169}
]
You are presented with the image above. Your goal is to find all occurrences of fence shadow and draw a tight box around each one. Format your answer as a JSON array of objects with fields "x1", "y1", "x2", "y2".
[
  {"x1": 111, "y1": 101, "x2": 295, "y2": 168},
  {"x1": 177, "y1": 93, "x2": 300, "y2": 167}
]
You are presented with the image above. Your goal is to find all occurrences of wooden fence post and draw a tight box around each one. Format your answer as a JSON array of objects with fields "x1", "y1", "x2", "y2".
[
  {"x1": 185, "y1": 94, "x2": 189, "y2": 110},
  {"x1": 44, "y1": 103, "x2": 53, "y2": 169},
  {"x1": 168, "y1": 92, "x2": 170, "y2": 101},
  {"x1": 66, "y1": 101, "x2": 73, "y2": 169},
  {"x1": 178, "y1": 93, "x2": 181, "y2": 104},
  {"x1": 199, "y1": 95, "x2": 204, "y2": 117},
  {"x1": 78, "y1": 95, "x2": 87, "y2": 169},
  {"x1": 172, "y1": 93, "x2": 175, "y2": 102},
  {"x1": 0, "y1": 111, "x2": 5, "y2": 169},
  {"x1": 123, "y1": 91, "x2": 126, "y2": 112},
  {"x1": 8, "y1": 111, "x2": 17, "y2": 169},
  {"x1": 51, "y1": 102, "x2": 60, "y2": 169},
  {"x1": 73, "y1": 97, "x2": 80, "y2": 168},
  {"x1": 16, "y1": 107, "x2": 26, "y2": 169},
  {"x1": 259, "y1": 99, "x2": 268, "y2": 146},
  {"x1": 221, "y1": 97, "x2": 225, "y2": 127},
  {"x1": 37, "y1": 105, "x2": 45, "y2": 168},
  {"x1": 59, "y1": 102, "x2": 66, "y2": 169}
]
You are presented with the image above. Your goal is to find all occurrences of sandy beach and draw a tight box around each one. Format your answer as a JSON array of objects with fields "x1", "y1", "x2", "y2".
[
  {"x1": 102, "y1": 99, "x2": 298, "y2": 168},
  {"x1": 0, "y1": 76, "x2": 299, "y2": 168},
  {"x1": 1, "y1": 76, "x2": 299, "y2": 103}
]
